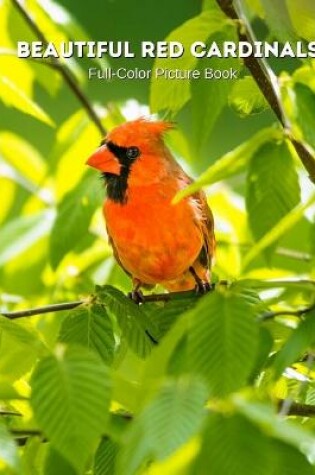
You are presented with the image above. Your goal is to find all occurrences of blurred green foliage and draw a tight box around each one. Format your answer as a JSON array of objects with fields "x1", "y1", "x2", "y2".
[{"x1": 0, "y1": 0, "x2": 315, "y2": 474}]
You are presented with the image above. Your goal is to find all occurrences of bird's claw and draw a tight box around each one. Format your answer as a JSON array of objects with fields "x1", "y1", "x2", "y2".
[
  {"x1": 128, "y1": 289, "x2": 145, "y2": 304},
  {"x1": 195, "y1": 281, "x2": 213, "y2": 295}
]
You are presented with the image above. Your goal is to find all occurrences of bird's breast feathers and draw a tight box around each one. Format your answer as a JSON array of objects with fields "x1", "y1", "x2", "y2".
[{"x1": 104, "y1": 181, "x2": 204, "y2": 283}]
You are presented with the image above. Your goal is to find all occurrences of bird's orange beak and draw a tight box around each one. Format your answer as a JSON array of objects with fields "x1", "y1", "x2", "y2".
[{"x1": 86, "y1": 145, "x2": 121, "y2": 175}]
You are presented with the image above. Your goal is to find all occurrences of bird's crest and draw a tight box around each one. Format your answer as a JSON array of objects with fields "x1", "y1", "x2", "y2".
[
  {"x1": 134, "y1": 118, "x2": 174, "y2": 137},
  {"x1": 107, "y1": 118, "x2": 174, "y2": 146}
]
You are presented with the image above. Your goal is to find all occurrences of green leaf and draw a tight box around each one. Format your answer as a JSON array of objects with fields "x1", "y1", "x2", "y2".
[
  {"x1": 0, "y1": 131, "x2": 46, "y2": 185},
  {"x1": 249, "y1": 327, "x2": 273, "y2": 382},
  {"x1": 59, "y1": 303, "x2": 115, "y2": 364},
  {"x1": 31, "y1": 345, "x2": 111, "y2": 473},
  {"x1": 229, "y1": 76, "x2": 268, "y2": 116},
  {"x1": 235, "y1": 398, "x2": 315, "y2": 458},
  {"x1": 173, "y1": 127, "x2": 282, "y2": 202},
  {"x1": 0, "y1": 380, "x2": 22, "y2": 400},
  {"x1": 272, "y1": 309, "x2": 315, "y2": 379},
  {"x1": 229, "y1": 282, "x2": 266, "y2": 308},
  {"x1": 293, "y1": 83, "x2": 315, "y2": 150},
  {"x1": 241, "y1": 0, "x2": 265, "y2": 17},
  {"x1": 142, "y1": 311, "x2": 189, "y2": 386},
  {"x1": 273, "y1": 440, "x2": 315, "y2": 475},
  {"x1": 117, "y1": 377, "x2": 208, "y2": 475},
  {"x1": 286, "y1": 0, "x2": 315, "y2": 41},
  {"x1": 306, "y1": 386, "x2": 315, "y2": 409},
  {"x1": 246, "y1": 140, "x2": 300, "y2": 254},
  {"x1": 293, "y1": 64, "x2": 315, "y2": 95},
  {"x1": 0, "y1": 76, "x2": 54, "y2": 126},
  {"x1": 94, "y1": 438, "x2": 119, "y2": 475},
  {"x1": 188, "y1": 288, "x2": 259, "y2": 397},
  {"x1": 191, "y1": 29, "x2": 239, "y2": 151},
  {"x1": 0, "y1": 421, "x2": 21, "y2": 474},
  {"x1": 164, "y1": 126, "x2": 193, "y2": 164},
  {"x1": 0, "y1": 211, "x2": 54, "y2": 268},
  {"x1": 44, "y1": 447, "x2": 76, "y2": 475},
  {"x1": 150, "y1": 8, "x2": 228, "y2": 114},
  {"x1": 50, "y1": 109, "x2": 90, "y2": 166},
  {"x1": 49, "y1": 171, "x2": 101, "y2": 269},
  {"x1": 50, "y1": 109, "x2": 103, "y2": 199},
  {"x1": 310, "y1": 221, "x2": 315, "y2": 257},
  {"x1": 0, "y1": 316, "x2": 45, "y2": 381},
  {"x1": 96, "y1": 286, "x2": 157, "y2": 358},
  {"x1": 21, "y1": 436, "x2": 43, "y2": 475},
  {"x1": 280, "y1": 77, "x2": 315, "y2": 153},
  {"x1": 167, "y1": 335, "x2": 188, "y2": 376},
  {"x1": 192, "y1": 413, "x2": 273, "y2": 475},
  {"x1": 259, "y1": 0, "x2": 296, "y2": 42},
  {"x1": 0, "y1": 316, "x2": 42, "y2": 347},
  {"x1": 242, "y1": 192, "x2": 315, "y2": 269},
  {"x1": 145, "y1": 294, "x2": 198, "y2": 340}
]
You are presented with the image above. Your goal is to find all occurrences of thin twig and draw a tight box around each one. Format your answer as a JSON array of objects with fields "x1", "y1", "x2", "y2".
[
  {"x1": 216, "y1": 0, "x2": 315, "y2": 183},
  {"x1": 260, "y1": 303, "x2": 315, "y2": 321},
  {"x1": 217, "y1": 240, "x2": 312, "y2": 263},
  {"x1": 14, "y1": 436, "x2": 36, "y2": 447},
  {"x1": 1, "y1": 300, "x2": 85, "y2": 319},
  {"x1": 11, "y1": 429, "x2": 44, "y2": 447},
  {"x1": 244, "y1": 279, "x2": 315, "y2": 290},
  {"x1": 277, "y1": 398, "x2": 315, "y2": 417},
  {"x1": 10, "y1": 429, "x2": 42, "y2": 436},
  {"x1": 275, "y1": 247, "x2": 312, "y2": 263},
  {"x1": 279, "y1": 353, "x2": 315, "y2": 417},
  {"x1": 10, "y1": 0, "x2": 106, "y2": 136},
  {"x1": 0, "y1": 409, "x2": 21, "y2": 417}
]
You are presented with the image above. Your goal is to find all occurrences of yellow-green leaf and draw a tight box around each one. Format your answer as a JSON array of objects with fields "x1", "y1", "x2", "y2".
[
  {"x1": 229, "y1": 76, "x2": 268, "y2": 116},
  {"x1": 246, "y1": 140, "x2": 300, "y2": 254},
  {"x1": 243, "y1": 193, "x2": 315, "y2": 269},
  {"x1": 150, "y1": 8, "x2": 229, "y2": 114},
  {"x1": 0, "y1": 76, "x2": 54, "y2": 126},
  {"x1": 174, "y1": 126, "x2": 282, "y2": 202}
]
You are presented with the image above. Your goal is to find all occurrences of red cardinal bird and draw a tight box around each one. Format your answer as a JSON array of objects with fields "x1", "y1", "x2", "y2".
[{"x1": 87, "y1": 118, "x2": 215, "y2": 301}]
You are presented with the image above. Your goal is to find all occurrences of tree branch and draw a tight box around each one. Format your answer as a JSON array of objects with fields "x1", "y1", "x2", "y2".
[
  {"x1": 10, "y1": 412, "x2": 131, "y2": 446},
  {"x1": 10, "y1": 398, "x2": 315, "y2": 448},
  {"x1": 0, "y1": 289, "x2": 204, "y2": 320},
  {"x1": 215, "y1": 0, "x2": 315, "y2": 184},
  {"x1": 2, "y1": 281, "x2": 314, "y2": 321},
  {"x1": 11, "y1": 0, "x2": 107, "y2": 137}
]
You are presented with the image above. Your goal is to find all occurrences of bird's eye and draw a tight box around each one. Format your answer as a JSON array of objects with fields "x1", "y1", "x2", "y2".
[{"x1": 126, "y1": 146, "x2": 140, "y2": 160}]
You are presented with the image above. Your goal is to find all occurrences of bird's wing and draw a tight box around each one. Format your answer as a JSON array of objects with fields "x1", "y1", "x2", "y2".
[
  {"x1": 194, "y1": 189, "x2": 215, "y2": 269},
  {"x1": 174, "y1": 163, "x2": 215, "y2": 270}
]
